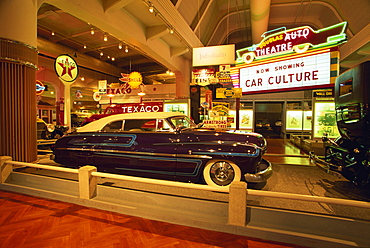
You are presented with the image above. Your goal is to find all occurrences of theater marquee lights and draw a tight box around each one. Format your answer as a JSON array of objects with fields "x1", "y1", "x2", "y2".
[
  {"x1": 239, "y1": 51, "x2": 331, "y2": 94},
  {"x1": 236, "y1": 22, "x2": 347, "y2": 64},
  {"x1": 232, "y1": 22, "x2": 347, "y2": 94}
]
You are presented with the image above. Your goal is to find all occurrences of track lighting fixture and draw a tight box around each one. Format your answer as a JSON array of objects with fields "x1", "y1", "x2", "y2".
[
  {"x1": 90, "y1": 28, "x2": 95, "y2": 35},
  {"x1": 100, "y1": 51, "x2": 103, "y2": 56},
  {"x1": 149, "y1": 4, "x2": 154, "y2": 13},
  {"x1": 51, "y1": 31, "x2": 55, "y2": 36},
  {"x1": 118, "y1": 43, "x2": 123, "y2": 49},
  {"x1": 103, "y1": 34, "x2": 108, "y2": 41},
  {"x1": 83, "y1": 44, "x2": 87, "y2": 49},
  {"x1": 125, "y1": 46, "x2": 129, "y2": 53}
]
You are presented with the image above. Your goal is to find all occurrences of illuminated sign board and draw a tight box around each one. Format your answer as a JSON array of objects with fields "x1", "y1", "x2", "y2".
[
  {"x1": 111, "y1": 102, "x2": 163, "y2": 113},
  {"x1": 239, "y1": 51, "x2": 331, "y2": 94},
  {"x1": 54, "y1": 54, "x2": 78, "y2": 82},
  {"x1": 202, "y1": 120, "x2": 228, "y2": 129},
  {"x1": 236, "y1": 22, "x2": 347, "y2": 64},
  {"x1": 193, "y1": 44, "x2": 235, "y2": 67},
  {"x1": 36, "y1": 80, "x2": 45, "y2": 95}
]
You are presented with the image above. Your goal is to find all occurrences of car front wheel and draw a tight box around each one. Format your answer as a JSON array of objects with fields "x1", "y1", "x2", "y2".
[{"x1": 203, "y1": 160, "x2": 241, "y2": 187}]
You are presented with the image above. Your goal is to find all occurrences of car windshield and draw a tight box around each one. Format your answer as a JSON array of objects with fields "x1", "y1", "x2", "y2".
[{"x1": 169, "y1": 116, "x2": 197, "y2": 130}]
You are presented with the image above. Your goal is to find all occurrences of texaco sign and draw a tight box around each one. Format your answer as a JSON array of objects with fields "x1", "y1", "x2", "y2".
[{"x1": 54, "y1": 54, "x2": 79, "y2": 82}]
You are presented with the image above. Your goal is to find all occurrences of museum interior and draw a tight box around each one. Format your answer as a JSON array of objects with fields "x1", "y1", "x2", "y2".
[{"x1": 0, "y1": 0, "x2": 370, "y2": 247}]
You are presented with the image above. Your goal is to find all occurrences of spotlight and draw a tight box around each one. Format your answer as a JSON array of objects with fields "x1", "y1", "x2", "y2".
[
  {"x1": 90, "y1": 28, "x2": 95, "y2": 35},
  {"x1": 118, "y1": 43, "x2": 123, "y2": 49},
  {"x1": 125, "y1": 46, "x2": 129, "y2": 53},
  {"x1": 111, "y1": 57, "x2": 115, "y2": 61},
  {"x1": 100, "y1": 51, "x2": 103, "y2": 56},
  {"x1": 83, "y1": 44, "x2": 87, "y2": 49},
  {"x1": 149, "y1": 4, "x2": 154, "y2": 13},
  {"x1": 51, "y1": 31, "x2": 55, "y2": 36},
  {"x1": 104, "y1": 34, "x2": 108, "y2": 41}
]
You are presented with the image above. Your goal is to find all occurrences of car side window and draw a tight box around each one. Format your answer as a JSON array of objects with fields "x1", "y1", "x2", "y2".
[{"x1": 102, "y1": 120, "x2": 123, "y2": 132}]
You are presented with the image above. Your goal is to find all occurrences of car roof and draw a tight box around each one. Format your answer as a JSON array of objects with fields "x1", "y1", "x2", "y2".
[{"x1": 76, "y1": 111, "x2": 185, "y2": 132}]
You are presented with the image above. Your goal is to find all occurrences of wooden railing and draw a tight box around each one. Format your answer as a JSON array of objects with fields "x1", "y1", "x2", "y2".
[{"x1": 1, "y1": 155, "x2": 369, "y2": 228}]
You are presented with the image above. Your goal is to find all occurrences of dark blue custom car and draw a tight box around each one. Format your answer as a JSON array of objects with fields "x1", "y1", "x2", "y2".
[{"x1": 53, "y1": 112, "x2": 272, "y2": 187}]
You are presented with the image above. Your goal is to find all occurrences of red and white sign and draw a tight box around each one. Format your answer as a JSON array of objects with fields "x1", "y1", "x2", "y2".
[
  {"x1": 202, "y1": 120, "x2": 228, "y2": 129},
  {"x1": 108, "y1": 102, "x2": 163, "y2": 114},
  {"x1": 54, "y1": 54, "x2": 78, "y2": 82},
  {"x1": 240, "y1": 51, "x2": 331, "y2": 94}
]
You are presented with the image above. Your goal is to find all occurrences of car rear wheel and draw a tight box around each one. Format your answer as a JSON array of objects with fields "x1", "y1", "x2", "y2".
[{"x1": 203, "y1": 160, "x2": 241, "y2": 187}]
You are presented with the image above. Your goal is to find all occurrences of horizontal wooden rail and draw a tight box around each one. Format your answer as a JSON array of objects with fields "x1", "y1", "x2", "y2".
[
  {"x1": 6, "y1": 160, "x2": 78, "y2": 174},
  {"x1": 2, "y1": 159, "x2": 370, "y2": 210},
  {"x1": 92, "y1": 171, "x2": 229, "y2": 192}
]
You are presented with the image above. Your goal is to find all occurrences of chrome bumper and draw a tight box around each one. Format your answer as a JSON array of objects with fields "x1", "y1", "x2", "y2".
[{"x1": 244, "y1": 159, "x2": 273, "y2": 183}]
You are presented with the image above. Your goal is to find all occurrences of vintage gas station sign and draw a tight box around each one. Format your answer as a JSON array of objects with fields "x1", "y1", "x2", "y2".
[
  {"x1": 54, "y1": 54, "x2": 78, "y2": 82},
  {"x1": 36, "y1": 80, "x2": 45, "y2": 95}
]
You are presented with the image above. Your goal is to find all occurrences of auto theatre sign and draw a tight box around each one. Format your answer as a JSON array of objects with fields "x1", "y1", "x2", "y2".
[
  {"x1": 236, "y1": 22, "x2": 347, "y2": 64},
  {"x1": 240, "y1": 50, "x2": 331, "y2": 93}
]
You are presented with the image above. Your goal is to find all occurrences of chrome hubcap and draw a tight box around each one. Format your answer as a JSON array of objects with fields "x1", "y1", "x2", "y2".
[{"x1": 210, "y1": 161, "x2": 235, "y2": 186}]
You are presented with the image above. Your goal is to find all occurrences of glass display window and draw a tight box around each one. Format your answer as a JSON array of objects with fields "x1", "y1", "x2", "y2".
[
  {"x1": 313, "y1": 102, "x2": 340, "y2": 138},
  {"x1": 229, "y1": 110, "x2": 253, "y2": 130},
  {"x1": 286, "y1": 110, "x2": 312, "y2": 130}
]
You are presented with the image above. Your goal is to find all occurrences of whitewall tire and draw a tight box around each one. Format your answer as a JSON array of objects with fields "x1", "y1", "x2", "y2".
[{"x1": 203, "y1": 160, "x2": 241, "y2": 187}]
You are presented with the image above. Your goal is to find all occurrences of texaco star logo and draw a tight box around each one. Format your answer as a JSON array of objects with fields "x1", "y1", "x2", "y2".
[{"x1": 54, "y1": 54, "x2": 78, "y2": 82}]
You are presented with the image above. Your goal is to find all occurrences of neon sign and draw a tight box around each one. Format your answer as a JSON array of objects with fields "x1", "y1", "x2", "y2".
[
  {"x1": 239, "y1": 50, "x2": 331, "y2": 94},
  {"x1": 36, "y1": 80, "x2": 45, "y2": 95},
  {"x1": 236, "y1": 22, "x2": 347, "y2": 64}
]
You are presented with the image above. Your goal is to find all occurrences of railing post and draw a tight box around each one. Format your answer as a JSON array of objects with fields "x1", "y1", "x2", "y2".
[
  {"x1": 78, "y1": 166, "x2": 97, "y2": 199},
  {"x1": 228, "y1": 181, "x2": 247, "y2": 226},
  {"x1": 0, "y1": 156, "x2": 13, "y2": 184}
]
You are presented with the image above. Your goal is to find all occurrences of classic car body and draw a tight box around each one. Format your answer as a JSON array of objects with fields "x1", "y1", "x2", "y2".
[{"x1": 53, "y1": 112, "x2": 272, "y2": 187}]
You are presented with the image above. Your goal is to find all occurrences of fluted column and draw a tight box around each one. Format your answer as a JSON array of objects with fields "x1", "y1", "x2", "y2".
[{"x1": 0, "y1": 0, "x2": 38, "y2": 162}]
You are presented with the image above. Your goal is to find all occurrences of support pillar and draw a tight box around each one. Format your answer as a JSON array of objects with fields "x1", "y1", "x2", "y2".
[{"x1": 0, "y1": 0, "x2": 38, "y2": 162}]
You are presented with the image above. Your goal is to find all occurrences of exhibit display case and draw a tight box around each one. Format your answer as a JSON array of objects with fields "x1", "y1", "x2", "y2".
[
  {"x1": 164, "y1": 100, "x2": 189, "y2": 115},
  {"x1": 286, "y1": 110, "x2": 312, "y2": 131},
  {"x1": 313, "y1": 102, "x2": 340, "y2": 138},
  {"x1": 228, "y1": 110, "x2": 254, "y2": 130}
]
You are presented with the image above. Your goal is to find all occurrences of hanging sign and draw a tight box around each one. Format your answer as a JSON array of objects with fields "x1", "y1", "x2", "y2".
[
  {"x1": 236, "y1": 22, "x2": 347, "y2": 64},
  {"x1": 54, "y1": 54, "x2": 78, "y2": 82},
  {"x1": 128, "y1": 71, "x2": 143, "y2": 89},
  {"x1": 216, "y1": 88, "x2": 242, "y2": 98},
  {"x1": 193, "y1": 44, "x2": 235, "y2": 67},
  {"x1": 119, "y1": 73, "x2": 129, "y2": 83},
  {"x1": 36, "y1": 80, "x2": 45, "y2": 95},
  {"x1": 106, "y1": 83, "x2": 132, "y2": 95},
  {"x1": 212, "y1": 102, "x2": 229, "y2": 116},
  {"x1": 216, "y1": 65, "x2": 232, "y2": 85},
  {"x1": 98, "y1": 80, "x2": 107, "y2": 94},
  {"x1": 192, "y1": 68, "x2": 215, "y2": 86}
]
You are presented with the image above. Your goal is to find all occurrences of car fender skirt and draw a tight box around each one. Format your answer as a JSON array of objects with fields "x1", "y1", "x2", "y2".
[{"x1": 244, "y1": 159, "x2": 272, "y2": 183}]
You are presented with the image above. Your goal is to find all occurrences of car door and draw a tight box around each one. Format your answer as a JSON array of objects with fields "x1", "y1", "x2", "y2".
[{"x1": 112, "y1": 118, "x2": 178, "y2": 180}]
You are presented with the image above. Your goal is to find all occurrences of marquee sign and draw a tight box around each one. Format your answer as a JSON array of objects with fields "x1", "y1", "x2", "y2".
[
  {"x1": 239, "y1": 50, "x2": 331, "y2": 94},
  {"x1": 236, "y1": 22, "x2": 347, "y2": 64},
  {"x1": 54, "y1": 54, "x2": 78, "y2": 82}
]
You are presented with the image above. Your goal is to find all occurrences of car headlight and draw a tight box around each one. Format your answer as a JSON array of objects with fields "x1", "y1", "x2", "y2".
[{"x1": 46, "y1": 124, "x2": 55, "y2": 132}]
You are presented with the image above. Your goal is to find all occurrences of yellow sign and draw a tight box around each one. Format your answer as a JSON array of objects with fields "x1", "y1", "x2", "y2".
[
  {"x1": 128, "y1": 71, "x2": 143, "y2": 89},
  {"x1": 212, "y1": 102, "x2": 229, "y2": 116},
  {"x1": 216, "y1": 88, "x2": 242, "y2": 98}
]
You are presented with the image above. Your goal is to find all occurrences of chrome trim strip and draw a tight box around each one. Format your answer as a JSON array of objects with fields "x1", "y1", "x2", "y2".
[{"x1": 59, "y1": 147, "x2": 212, "y2": 159}]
